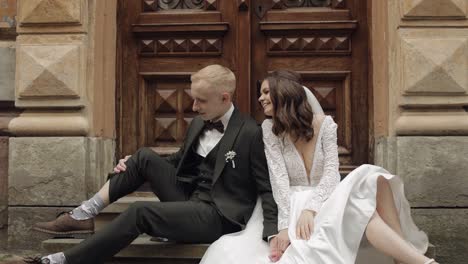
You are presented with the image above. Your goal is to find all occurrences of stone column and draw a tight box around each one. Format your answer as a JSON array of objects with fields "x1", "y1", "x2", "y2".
[
  {"x1": 8, "y1": 0, "x2": 116, "y2": 250},
  {"x1": 0, "y1": 0, "x2": 19, "y2": 250},
  {"x1": 372, "y1": 1, "x2": 468, "y2": 263}
]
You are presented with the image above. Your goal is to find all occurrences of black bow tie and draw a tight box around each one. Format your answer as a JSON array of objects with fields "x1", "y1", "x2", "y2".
[{"x1": 203, "y1": 120, "x2": 224, "y2": 133}]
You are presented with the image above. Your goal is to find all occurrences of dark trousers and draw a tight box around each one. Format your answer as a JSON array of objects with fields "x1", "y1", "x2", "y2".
[{"x1": 64, "y1": 148, "x2": 235, "y2": 264}]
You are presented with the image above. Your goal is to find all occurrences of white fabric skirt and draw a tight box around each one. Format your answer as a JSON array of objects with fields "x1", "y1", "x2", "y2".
[{"x1": 200, "y1": 165, "x2": 429, "y2": 264}]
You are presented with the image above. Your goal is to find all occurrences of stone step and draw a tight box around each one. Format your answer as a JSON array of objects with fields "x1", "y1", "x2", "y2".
[{"x1": 42, "y1": 236, "x2": 208, "y2": 264}]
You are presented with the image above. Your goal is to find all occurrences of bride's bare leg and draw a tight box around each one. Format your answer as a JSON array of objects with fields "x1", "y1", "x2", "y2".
[
  {"x1": 376, "y1": 176, "x2": 404, "y2": 264},
  {"x1": 366, "y1": 212, "x2": 435, "y2": 264},
  {"x1": 368, "y1": 181, "x2": 437, "y2": 264},
  {"x1": 376, "y1": 177, "x2": 403, "y2": 236}
]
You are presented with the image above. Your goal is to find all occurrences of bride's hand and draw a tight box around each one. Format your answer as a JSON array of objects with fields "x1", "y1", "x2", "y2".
[
  {"x1": 276, "y1": 229, "x2": 290, "y2": 252},
  {"x1": 269, "y1": 229, "x2": 290, "y2": 262},
  {"x1": 296, "y1": 210, "x2": 316, "y2": 240}
]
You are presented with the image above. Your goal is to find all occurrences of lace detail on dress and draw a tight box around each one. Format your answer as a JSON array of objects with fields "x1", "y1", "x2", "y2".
[
  {"x1": 305, "y1": 117, "x2": 340, "y2": 212},
  {"x1": 262, "y1": 116, "x2": 340, "y2": 229},
  {"x1": 262, "y1": 120, "x2": 290, "y2": 230}
]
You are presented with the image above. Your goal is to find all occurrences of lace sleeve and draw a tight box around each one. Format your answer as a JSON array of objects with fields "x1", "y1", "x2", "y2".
[
  {"x1": 261, "y1": 120, "x2": 290, "y2": 231},
  {"x1": 305, "y1": 117, "x2": 340, "y2": 213}
]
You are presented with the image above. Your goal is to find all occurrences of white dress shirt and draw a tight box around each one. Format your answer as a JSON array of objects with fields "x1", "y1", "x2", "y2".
[{"x1": 196, "y1": 104, "x2": 234, "y2": 157}]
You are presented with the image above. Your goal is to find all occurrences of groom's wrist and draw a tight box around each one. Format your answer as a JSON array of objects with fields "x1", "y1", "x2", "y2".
[{"x1": 267, "y1": 235, "x2": 276, "y2": 243}]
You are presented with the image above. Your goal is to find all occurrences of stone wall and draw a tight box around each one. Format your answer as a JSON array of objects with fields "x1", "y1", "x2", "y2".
[
  {"x1": 7, "y1": 137, "x2": 114, "y2": 250},
  {"x1": 0, "y1": 0, "x2": 17, "y2": 250},
  {"x1": 6, "y1": 0, "x2": 117, "y2": 251},
  {"x1": 0, "y1": 41, "x2": 15, "y2": 101},
  {"x1": 373, "y1": 1, "x2": 468, "y2": 263}
]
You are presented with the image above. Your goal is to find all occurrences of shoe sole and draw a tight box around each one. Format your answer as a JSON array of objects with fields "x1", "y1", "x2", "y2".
[{"x1": 33, "y1": 227, "x2": 94, "y2": 238}]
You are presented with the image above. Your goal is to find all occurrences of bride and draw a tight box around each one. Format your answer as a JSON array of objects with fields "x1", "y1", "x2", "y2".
[{"x1": 200, "y1": 70, "x2": 436, "y2": 264}]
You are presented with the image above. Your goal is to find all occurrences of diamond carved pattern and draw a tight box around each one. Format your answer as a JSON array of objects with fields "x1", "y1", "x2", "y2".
[
  {"x1": 143, "y1": 0, "x2": 158, "y2": 12},
  {"x1": 173, "y1": 39, "x2": 188, "y2": 52},
  {"x1": 142, "y1": 38, "x2": 222, "y2": 55},
  {"x1": 157, "y1": 39, "x2": 172, "y2": 53},
  {"x1": 18, "y1": 44, "x2": 81, "y2": 98},
  {"x1": 20, "y1": 0, "x2": 81, "y2": 25},
  {"x1": 154, "y1": 118, "x2": 178, "y2": 142},
  {"x1": 204, "y1": 0, "x2": 218, "y2": 10},
  {"x1": 204, "y1": 39, "x2": 221, "y2": 52},
  {"x1": 284, "y1": 38, "x2": 301, "y2": 51},
  {"x1": 140, "y1": 40, "x2": 155, "y2": 53},
  {"x1": 148, "y1": 80, "x2": 196, "y2": 145},
  {"x1": 154, "y1": 89, "x2": 178, "y2": 113},
  {"x1": 188, "y1": 39, "x2": 204, "y2": 52},
  {"x1": 312, "y1": 86, "x2": 336, "y2": 109},
  {"x1": 268, "y1": 36, "x2": 351, "y2": 54},
  {"x1": 402, "y1": 0, "x2": 467, "y2": 19},
  {"x1": 402, "y1": 37, "x2": 468, "y2": 94},
  {"x1": 268, "y1": 38, "x2": 284, "y2": 51}
]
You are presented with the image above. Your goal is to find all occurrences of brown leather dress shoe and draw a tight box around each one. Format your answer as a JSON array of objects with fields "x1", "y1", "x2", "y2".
[{"x1": 33, "y1": 211, "x2": 94, "y2": 236}]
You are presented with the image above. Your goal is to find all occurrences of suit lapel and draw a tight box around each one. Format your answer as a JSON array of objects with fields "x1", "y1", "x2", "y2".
[
  {"x1": 212, "y1": 108, "x2": 244, "y2": 185},
  {"x1": 176, "y1": 118, "x2": 205, "y2": 174}
]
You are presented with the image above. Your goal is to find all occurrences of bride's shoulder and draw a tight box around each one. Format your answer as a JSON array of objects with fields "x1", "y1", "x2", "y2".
[{"x1": 261, "y1": 119, "x2": 273, "y2": 130}]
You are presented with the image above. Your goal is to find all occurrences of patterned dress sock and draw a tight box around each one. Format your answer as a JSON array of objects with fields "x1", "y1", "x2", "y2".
[{"x1": 70, "y1": 193, "x2": 106, "y2": 220}]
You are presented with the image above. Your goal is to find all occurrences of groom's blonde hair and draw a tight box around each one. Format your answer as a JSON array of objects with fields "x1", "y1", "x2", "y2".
[{"x1": 191, "y1": 64, "x2": 236, "y2": 95}]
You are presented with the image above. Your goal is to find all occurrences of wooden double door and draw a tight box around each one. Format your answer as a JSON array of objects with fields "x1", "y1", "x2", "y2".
[{"x1": 117, "y1": 0, "x2": 370, "y2": 171}]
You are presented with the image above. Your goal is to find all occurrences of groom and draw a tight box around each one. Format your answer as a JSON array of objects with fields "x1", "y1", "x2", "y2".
[{"x1": 27, "y1": 64, "x2": 279, "y2": 264}]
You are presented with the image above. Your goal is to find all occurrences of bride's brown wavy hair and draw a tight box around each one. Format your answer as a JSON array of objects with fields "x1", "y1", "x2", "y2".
[{"x1": 265, "y1": 70, "x2": 314, "y2": 141}]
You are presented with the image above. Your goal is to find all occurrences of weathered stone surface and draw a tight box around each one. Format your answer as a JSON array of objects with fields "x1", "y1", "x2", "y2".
[
  {"x1": 0, "y1": 137, "x2": 8, "y2": 228},
  {"x1": 18, "y1": 0, "x2": 82, "y2": 25},
  {"x1": 0, "y1": 41, "x2": 15, "y2": 101},
  {"x1": 396, "y1": 137, "x2": 468, "y2": 207},
  {"x1": 395, "y1": 111, "x2": 468, "y2": 136},
  {"x1": 8, "y1": 206, "x2": 74, "y2": 251},
  {"x1": 15, "y1": 34, "x2": 86, "y2": 108},
  {"x1": 401, "y1": 0, "x2": 467, "y2": 19},
  {"x1": 401, "y1": 31, "x2": 468, "y2": 94},
  {"x1": 0, "y1": 227, "x2": 7, "y2": 251},
  {"x1": 9, "y1": 137, "x2": 88, "y2": 206},
  {"x1": 412, "y1": 208, "x2": 468, "y2": 264},
  {"x1": 86, "y1": 138, "x2": 115, "y2": 197},
  {"x1": 8, "y1": 112, "x2": 89, "y2": 136},
  {"x1": 17, "y1": 43, "x2": 83, "y2": 99},
  {"x1": 374, "y1": 137, "x2": 397, "y2": 174}
]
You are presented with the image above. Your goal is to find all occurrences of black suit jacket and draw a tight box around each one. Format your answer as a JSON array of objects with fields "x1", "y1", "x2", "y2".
[{"x1": 165, "y1": 108, "x2": 278, "y2": 239}]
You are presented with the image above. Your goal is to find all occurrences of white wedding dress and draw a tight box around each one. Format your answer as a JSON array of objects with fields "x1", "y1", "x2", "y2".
[{"x1": 200, "y1": 88, "x2": 429, "y2": 264}]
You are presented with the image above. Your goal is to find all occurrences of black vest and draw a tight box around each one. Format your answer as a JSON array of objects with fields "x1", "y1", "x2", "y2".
[{"x1": 177, "y1": 142, "x2": 221, "y2": 203}]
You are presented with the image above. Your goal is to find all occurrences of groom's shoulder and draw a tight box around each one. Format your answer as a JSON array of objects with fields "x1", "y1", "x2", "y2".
[{"x1": 238, "y1": 112, "x2": 260, "y2": 131}]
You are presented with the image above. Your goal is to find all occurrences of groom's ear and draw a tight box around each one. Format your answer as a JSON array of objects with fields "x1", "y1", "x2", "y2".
[{"x1": 221, "y1": 92, "x2": 231, "y2": 103}]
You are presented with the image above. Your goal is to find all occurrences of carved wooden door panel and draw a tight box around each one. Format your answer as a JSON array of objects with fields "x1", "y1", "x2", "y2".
[
  {"x1": 117, "y1": 0, "x2": 250, "y2": 156},
  {"x1": 117, "y1": 0, "x2": 369, "y2": 171},
  {"x1": 250, "y1": 0, "x2": 369, "y2": 170}
]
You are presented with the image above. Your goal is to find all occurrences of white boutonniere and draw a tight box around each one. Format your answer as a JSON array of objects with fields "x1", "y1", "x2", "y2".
[{"x1": 225, "y1": 150, "x2": 237, "y2": 168}]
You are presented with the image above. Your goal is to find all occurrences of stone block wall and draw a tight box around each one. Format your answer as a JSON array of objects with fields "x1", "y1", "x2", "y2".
[
  {"x1": 5, "y1": 0, "x2": 117, "y2": 251},
  {"x1": 373, "y1": 1, "x2": 468, "y2": 263},
  {"x1": 0, "y1": 0, "x2": 17, "y2": 250}
]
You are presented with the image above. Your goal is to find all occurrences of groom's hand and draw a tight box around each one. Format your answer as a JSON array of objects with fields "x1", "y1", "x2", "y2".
[{"x1": 113, "y1": 155, "x2": 131, "y2": 173}]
